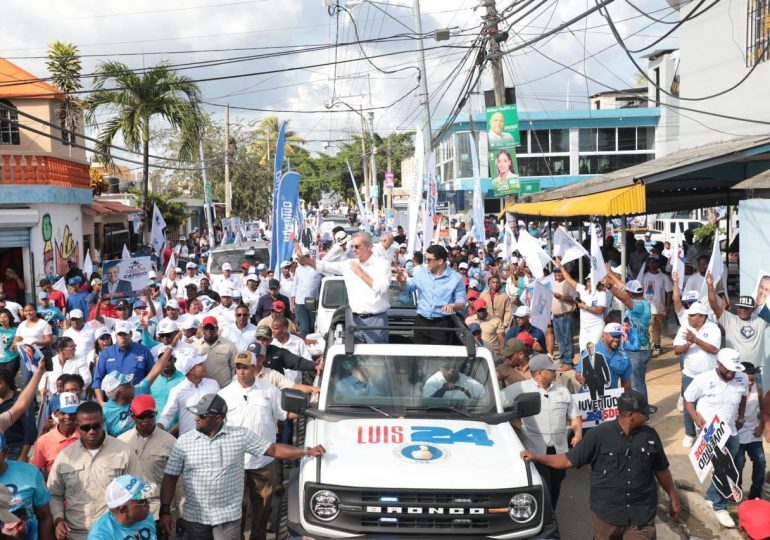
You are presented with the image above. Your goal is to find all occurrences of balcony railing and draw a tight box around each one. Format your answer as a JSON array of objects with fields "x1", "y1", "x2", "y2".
[{"x1": 0, "y1": 155, "x2": 90, "y2": 189}]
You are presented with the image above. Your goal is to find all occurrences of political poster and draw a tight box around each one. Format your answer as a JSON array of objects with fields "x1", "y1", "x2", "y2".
[
  {"x1": 571, "y1": 387, "x2": 624, "y2": 429},
  {"x1": 101, "y1": 257, "x2": 154, "y2": 299},
  {"x1": 689, "y1": 415, "x2": 742, "y2": 501},
  {"x1": 490, "y1": 147, "x2": 521, "y2": 197},
  {"x1": 752, "y1": 269, "x2": 770, "y2": 311},
  {"x1": 529, "y1": 281, "x2": 553, "y2": 332},
  {"x1": 486, "y1": 104, "x2": 521, "y2": 198}
]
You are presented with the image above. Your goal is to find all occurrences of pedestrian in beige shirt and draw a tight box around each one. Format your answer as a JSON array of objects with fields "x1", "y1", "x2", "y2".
[
  {"x1": 465, "y1": 299, "x2": 505, "y2": 357},
  {"x1": 551, "y1": 267, "x2": 577, "y2": 367},
  {"x1": 194, "y1": 315, "x2": 238, "y2": 388},
  {"x1": 47, "y1": 400, "x2": 138, "y2": 539},
  {"x1": 480, "y1": 276, "x2": 512, "y2": 329},
  {"x1": 118, "y1": 394, "x2": 177, "y2": 518}
]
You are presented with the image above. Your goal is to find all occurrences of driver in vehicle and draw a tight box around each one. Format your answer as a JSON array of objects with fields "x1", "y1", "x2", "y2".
[
  {"x1": 423, "y1": 364, "x2": 486, "y2": 399},
  {"x1": 333, "y1": 359, "x2": 383, "y2": 399}
]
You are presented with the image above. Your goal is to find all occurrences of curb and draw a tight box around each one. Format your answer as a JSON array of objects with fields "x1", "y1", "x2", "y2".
[{"x1": 657, "y1": 482, "x2": 743, "y2": 539}]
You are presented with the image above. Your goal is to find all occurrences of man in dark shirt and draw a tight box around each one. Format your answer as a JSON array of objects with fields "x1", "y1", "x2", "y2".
[
  {"x1": 255, "y1": 279, "x2": 292, "y2": 321},
  {"x1": 504, "y1": 306, "x2": 546, "y2": 353},
  {"x1": 251, "y1": 325, "x2": 318, "y2": 376},
  {"x1": 521, "y1": 390, "x2": 680, "y2": 539}
]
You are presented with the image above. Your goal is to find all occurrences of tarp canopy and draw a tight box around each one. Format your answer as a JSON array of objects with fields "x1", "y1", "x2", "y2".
[
  {"x1": 502, "y1": 134, "x2": 770, "y2": 218},
  {"x1": 502, "y1": 184, "x2": 645, "y2": 218}
]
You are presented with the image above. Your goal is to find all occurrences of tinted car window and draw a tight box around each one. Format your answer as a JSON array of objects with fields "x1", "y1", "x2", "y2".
[{"x1": 209, "y1": 247, "x2": 269, "y2": 274}]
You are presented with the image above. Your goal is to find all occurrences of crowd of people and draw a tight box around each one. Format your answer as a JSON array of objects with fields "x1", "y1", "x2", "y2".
[{"x1": 0, "y1": 211, "x2": 767, "y2": 538}]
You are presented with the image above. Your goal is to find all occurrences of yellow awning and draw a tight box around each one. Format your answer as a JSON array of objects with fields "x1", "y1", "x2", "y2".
[{"x1": 501, "y1": 183, "x2": 646, "y2": 217}]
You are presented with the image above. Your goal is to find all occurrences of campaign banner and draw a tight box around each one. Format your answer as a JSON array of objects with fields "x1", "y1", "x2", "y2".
[
  {"x1": 101, "y1": 257, "x2": 154, "y2": 299},
  {"x1": 273, "y1": 171, "x2": 300, "y2": 273},
  {"x1": 490, "y1": 147, "x2": 521, "y2": 197},
  {"x1": 571, "y1": 387, "x2": 624, "y2": 429},
  {"x1": 486, "y1": 104, "x2": 521, "y2": 197},
  {"x1": 270, "y1": 122, "x2": 287, "y2": 270},
  {"x1": 689, "y1": 415, "x2": 742, "y2": 501},
  {"x1": 486, "y1": 104, "x2": 520, "y2": 149},
  {"x1": 384, "y1": 172, "x2": 395, "y2": 189},
  {"x1": 468, "y1": 134, "x2": 486, "y2": 246}
]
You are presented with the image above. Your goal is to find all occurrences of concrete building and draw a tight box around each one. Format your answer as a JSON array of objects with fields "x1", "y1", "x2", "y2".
[{"x1": 0, "y1": 58, "x2": 91, "y2": 303}]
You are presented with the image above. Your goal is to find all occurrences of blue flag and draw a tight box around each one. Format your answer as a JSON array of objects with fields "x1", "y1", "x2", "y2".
[
  {"x1": 270, "y1": 122, "x2": 287, "y2": 270},
  {"x1": 273, "y1": 171, "x2": 301, "y2": 273}
]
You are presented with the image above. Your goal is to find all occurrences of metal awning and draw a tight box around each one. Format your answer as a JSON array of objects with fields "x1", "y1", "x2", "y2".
[
  {"x1": 733, "y1": 169, "x2": 770, "y2": 190},
  {"x1": 507, "y1": 134, "x2": 770, "y2": 216},
  {"x1": 502, "y1": 184, "x2": 645, "y2": 217}
]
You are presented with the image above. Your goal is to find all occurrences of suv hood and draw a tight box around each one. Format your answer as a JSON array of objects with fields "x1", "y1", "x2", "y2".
[{"x1": 308, "y1": 418, "x2": 535, "y2": 490}]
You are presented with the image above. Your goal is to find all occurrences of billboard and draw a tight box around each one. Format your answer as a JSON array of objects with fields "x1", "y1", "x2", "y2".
[{"x1": 486, "y1": 104, "x2": 522, "y2": 197}]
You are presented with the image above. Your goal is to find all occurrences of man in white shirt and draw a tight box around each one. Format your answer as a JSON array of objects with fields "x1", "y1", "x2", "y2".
[
  {"x1": 241, "y1": 274, "x2": 264, "y2": 318},
  {"x1": 207, "y1": 288, "x2": 237, "y2": 329},
  {"x1": 292, "y1": 249, "x2": 322, "y2": 336},
  {"x1": 212, "y1": 263, "x2": 241, "y2": 295},
  {"x1": 673, "y1": 302, "x2": 722, "y2": 448},
  {"x1": 157, "y1": 348, "x2": 220, "y2": 436},
  {"x1": 298, "y1": 232, "x2": 391, "y2": 343},
  {"x1": 279, "y1": 261, "x2": 296, "y2": 301},
  {"x1": 221, "y1": 304, "x2": 257, "y2": 352},
  {"x1": 270, "y1": 318, "x2": 312, "y2": 385},
  {"x1": 62, "y1": 310, "x2": 95, "y2": 366},
  {"x1": 178, "y1": 262, "x2": 202, "y2": 291},
  {"x1": 639, "y1": 254, "x2": 673, "y2": 355},
  {"x1": 501, "y1": 355, "x2": 582, "y2": 510},
  {"x1": 373, "y1": 232, "x2": 397, "y2": 265},
  {"x1": 684, "y1": 349, "x2": 748, "y2": 528},
  {"x1": 323, "y1": 229, "x2": 354, "y2": 263},
  {"x1": 218, "y1": 345, "x2": 288, "y2": 540}
]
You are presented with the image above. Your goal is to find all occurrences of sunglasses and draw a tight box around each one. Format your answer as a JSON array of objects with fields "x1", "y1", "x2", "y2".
[
  {"x1": 158, "y1": 333, "x2": 176, "y2": 339},
  {"x1": 236, "y1": 313, "x2": 249, "y2": 317},
  {"x1": 133, "y1": 411, "x2": 156, "y2": 420},
  {"x1": 196, "y1": 413, "x2": 218, "y2": 419},
  {"x1": 79, "y1": 421, "x2": 103, "y2": 432}
]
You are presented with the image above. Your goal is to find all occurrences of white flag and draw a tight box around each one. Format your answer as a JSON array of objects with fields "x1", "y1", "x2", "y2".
[
  {"x1": 529, "y1": 281, "x2": 554, "y2": 332},
  {"x1": 517, "y1": 228, "x2": 551, "y2": 279},
  {"x1": 502, "y1": 224, "x2": 517, "y2": 261},
  {"x1": 406, "y1": 128, "x2": 424, "y2": 255},
  {"x1": 82, "y1": 251, "x2": 93, "y2": 278},
  {"x1": 701, "y1": 229, "x2": 724, "y2": 297},
  {"x1": 150, "y1": 204, "x2": 167, "y2": 256},
  {"x1": 552, "y1": 226, "x2": 589, "y2": 264},
  {"x1": 589, "y1": 223, "x2": 607, "y2": 284},
  {"x1": 469, "y1": 134, "x2": 486, "y2": 246},
  {"x1": 52, "y1": 276, "x2": 69, "y2": 300},
  {"x1": 670, "y1": 228, "x2": 685, "y2": 290},
  {"x1": 165, "y1": 252, "x2": 176, "y2": 276},
  {"x1": 122, "y1": 244, "x2": 131, "y2": 260}
]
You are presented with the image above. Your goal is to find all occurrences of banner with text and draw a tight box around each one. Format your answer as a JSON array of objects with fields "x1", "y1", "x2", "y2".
[
  {"x1": 689, "y1": 415, "x2": 742, "y2": 501},
  {"x1": 486, "y1": 104, "x2": 521, "y2": 197},
  {"x1": 273, "y1": 171, "x2": 301, "y2": 273},
  {"x1": 571, "y1": 388, "x2": 624, "y2": 429}
]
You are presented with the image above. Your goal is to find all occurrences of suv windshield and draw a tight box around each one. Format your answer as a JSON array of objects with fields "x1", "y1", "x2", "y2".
[
  {"x1": 326, "y1": 354, "x2": 495, "y2": 416},
  {"x1": 322, "y1": 280, "x2": 416, "y2": 309},
  {"x1": 209, "y1": 246, "x2": 269, "y2": 274}
]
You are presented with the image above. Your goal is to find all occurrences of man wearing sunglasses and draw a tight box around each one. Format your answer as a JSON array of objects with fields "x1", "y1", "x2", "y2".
[
  {"x1": 160, "y1": 393, "x2": 325, "y2": 539},
  {"x1": 48, "y1": 401, "x2": 139, "y2": 540},
  {"x1": 118, "y1": 394, "x2": 177, "y2": 525}
]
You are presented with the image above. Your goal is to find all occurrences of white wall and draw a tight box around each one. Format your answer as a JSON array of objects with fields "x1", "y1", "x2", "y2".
[
  {"x1": 678, "y1": 1, "x2": 770, "y2": 147},
  {"x1": 649, "y1": 51, "x2": 680, "y2": 156},
  {"x1": 28, "y1": 204, "x2": 84, "y2": 285}
]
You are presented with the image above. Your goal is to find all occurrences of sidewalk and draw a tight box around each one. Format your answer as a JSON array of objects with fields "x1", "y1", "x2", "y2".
[{"x1": 645, "y1": 326, "x2": 764, "y2": 539}]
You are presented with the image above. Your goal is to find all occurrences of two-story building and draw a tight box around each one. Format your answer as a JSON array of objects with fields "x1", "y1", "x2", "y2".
[{"x1": 0, "y1": 58, "x2": 91, "y2": 302}]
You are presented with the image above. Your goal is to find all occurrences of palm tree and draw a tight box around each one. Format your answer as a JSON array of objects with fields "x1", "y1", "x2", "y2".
[
  {"x1": 85, "y1": 61, "x2": 204, "y2": 231},
  {"x1": 46, "y1": 41, "x2": 82, "y2": 153},
  {"x1": 253, "y1": 116, "x2": 307, "y2": 167}
]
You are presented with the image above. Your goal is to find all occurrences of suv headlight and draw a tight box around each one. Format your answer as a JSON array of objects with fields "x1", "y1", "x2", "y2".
[
  {"x1": 508, "y1": 493, "x2": 537, "y2": 523},
  {"x1": 310, "y1": 490, "x2": 341, "y2": 522}
]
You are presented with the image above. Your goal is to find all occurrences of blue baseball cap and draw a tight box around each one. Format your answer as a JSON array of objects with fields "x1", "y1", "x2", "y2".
[
  {"x1": 67, "y1": 276, "x2": 83, "y2": 286},
  {"x1": 50, "y1": 391, "x2": 80, "y2": 414}
]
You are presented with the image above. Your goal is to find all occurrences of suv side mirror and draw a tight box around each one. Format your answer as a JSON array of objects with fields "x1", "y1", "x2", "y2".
[
  {"x1": 281, "y1": 388, "x2": 309, "y2": 414},
  {"x1": 512, "y1": 392, "x2": 541, "y2": 419},
  {"x1": 305, "y1": 297, "x2": 318, "y2": 313}
]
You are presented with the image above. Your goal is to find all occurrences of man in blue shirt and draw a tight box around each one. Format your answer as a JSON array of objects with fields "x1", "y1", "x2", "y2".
[
  {"x1": 0, "y1": 433, "x2": 55, "y2": 539},
  {"x1": 577, "y1": 323, "x2": 632, "y2": 392},
  {"x1": 87, "y1": 475, "x2": 157, "y2": 539},
  {"x1": 93, "y1": 320, "x2": 154, "y2": 406},
  {"x1": 504, "y1": 306, "x2": 547, "y2": 353},
  {"x1": 37, "y1": 292, "x2": 65, "y2": 338},
  {"x1": 65, "y1": 277, "x2": 89, "y2": 314},
  {"x1": 397, "y1": 245, "x2": 466, "y2": 345}
]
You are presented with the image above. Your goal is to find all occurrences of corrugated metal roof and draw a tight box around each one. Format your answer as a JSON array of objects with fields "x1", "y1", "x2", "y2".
[{"x1": 88, "y1": 200, "x2": 140, "y2": 214}]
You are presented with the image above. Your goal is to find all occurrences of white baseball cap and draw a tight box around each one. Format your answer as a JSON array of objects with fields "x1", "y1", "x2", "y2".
[
  {"x1": 105, "y1": 475, "x2": 156, "y2": 509},
  {"x1": 165, "y1": 299, "x2": 180, "y2": 310},
  {"x1": 148, "y1": 271, "x2": 157, "y2": 280},
  {"x1": 686, "y1": 302, "x2": 709, "y2": 316},
  {"x1": 174, "y1": 267, "x2": 183, "y2": 274},
  {"x1": 220, "y1": 287, "x2": 233, "y2": 297},
  {"x1": 717, "y1": 348, "x2": 745, "y2": 372},
  {"x1": 603, "y1": 322, "x2": 623, "y2": 336},
  {"x1": 221, "y1": 263, "x2": 232, "y2": 271},
  {"x1": 257, "y1": 263, "x2": 267, "y2": 271},
  {"x1": 246, "y1": 273, "x2": 258, "y2": 282},
  {"x1": 68, "y1": 309, "x2": 84, "y2": 320},
  {"x1": 115, "y1": 321, "x2": 133, "y2": 335},
  {"x1": 157, "y1": 319, "x2": 179, "y2": 334},
  {"x1": 185, "y1": 262, "x2": 197, "y2": 269},
  {"x1": 176, "y1": 349, "x2": 205, "y2": 375},
  {"x1": 458, "y1": 262, "x2": 469, "y2": 270},
  {"x1": 101, "y1": 371, "x2": 134, "y2": 398},
  {"x1": 280, "y1": 261, "x2": 292, "y2": 269},
  {"x1": 180, "y1": 317, "x2": 200, "y2": 330},
  {"x1": 624, "y1": 280, "x2": 643, "y2": 294},
  {"x1": 513, "y1": 305, "x2": 530, "y2": 318}
]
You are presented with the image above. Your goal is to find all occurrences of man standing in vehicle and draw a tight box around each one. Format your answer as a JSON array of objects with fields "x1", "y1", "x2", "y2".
[{"x1": 296, "y1": 232, "x2": 391, "y2": 344}]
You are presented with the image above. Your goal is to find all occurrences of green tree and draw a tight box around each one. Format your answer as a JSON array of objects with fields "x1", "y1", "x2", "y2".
[
  {"x1": 127, "y1": 187, "x2": 189, "y2": 232},
  {"x1": 253, "y1": 116, "x2": 308, "y2": 167},
  {"x1": 85, "y1": 61, "x2": 204, "y2": 230},
  {"x1": 46, "y1": 41, "x2": 82, "y2": 149}
]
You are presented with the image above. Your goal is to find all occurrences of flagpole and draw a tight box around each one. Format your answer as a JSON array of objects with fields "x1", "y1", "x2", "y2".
[{"x1": 199, "y1": 139, "x2": 215, "y2": 245}]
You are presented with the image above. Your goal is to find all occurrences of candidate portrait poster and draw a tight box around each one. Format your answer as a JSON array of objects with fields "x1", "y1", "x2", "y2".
[
  {"x1": 752, "y1": 269, "x2": 770, "y2": 310},
  {"x1": 101, "y1": 257, "x2": 154, "y2": 299},
  {"x1": 486, "y1": 104, "x2": 522, "y2": 198},
  {"x1": 689, "y1": 414, "x2": 742, "y2": 501}
]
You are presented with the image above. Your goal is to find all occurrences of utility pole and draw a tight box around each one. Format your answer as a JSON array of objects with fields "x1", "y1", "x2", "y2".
[
  {"x1": 199, "y1": 138, "x2": 215, "y2": 243},
  {"x1": 359, "y1": 106, "x2": 370, "y2": 213},
  {"x1": 224, "y1": 104, "x2": 232, "y2": 217},
  {"x1": 412, "y1": 0, "x2": 432, "y2": 171},
  {"x1": 386, "y1": 137, "x2": 392, "y2": 210},
  {"x1": 369, "y1": 111, "x2": 377, "y2": 211},
  {"x1": 483, "y1": 0, "x2": 506, "y2": 107}
]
